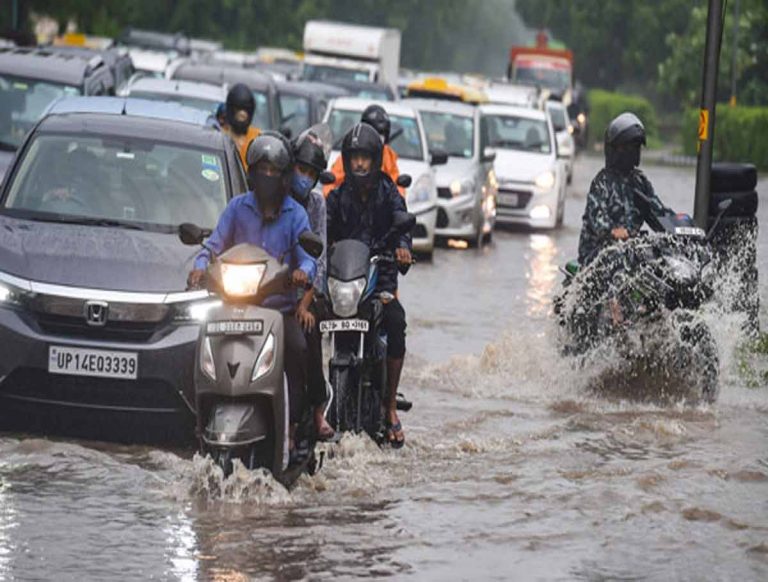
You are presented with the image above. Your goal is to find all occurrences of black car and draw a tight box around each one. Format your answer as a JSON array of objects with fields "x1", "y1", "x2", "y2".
[
  {"x1": 169, "y1": 61, "x2": 281, "y2": 130},
  {"x1": 276, "y1": 80, "x2": 349, "y2": 137},
  {"x1": 0, "y1": 47, "x2": 115, "y2": 179},
  {"x1": 0, "y1": 97, "x2": 246, "y2": 442}
]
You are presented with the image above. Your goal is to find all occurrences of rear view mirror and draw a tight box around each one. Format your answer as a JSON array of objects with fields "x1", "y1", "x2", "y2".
[
  {"x1": 429, "y1": 148, "x2": 449, "y2": 166},
  {"x1": 396, "y1": 174, "x2": 412, "y2": 188},
  {"x1": 318, "y1": 170, "x2": 336, "y2": 185},
  {"x1": 718, "y1": 198, "x2": 733, "y2": 212},
  {"x1": 299, "y1": 230, "x2": 324, "y2": 258},
  {"x1": 481, "y1": 146, "x2": 497, "y2": 163},
  {"x1": 179, "y1": 222, "x2": 208, "y2": 246}
]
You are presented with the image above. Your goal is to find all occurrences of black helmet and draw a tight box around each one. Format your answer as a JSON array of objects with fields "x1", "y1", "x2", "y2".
[
  {"x1": 361, "y1": 104, "x2": 391, "y2": 143},
  {"x1": 293, "y1": 129, "x2": 328, "y2": 173},
  {"x1": 604, "y1": 112, "x2": 646, "y2": 148},
  {"x1": 225, "y1": 83, "x2": 255, "y2": 133},
  {"x1": 341, "y1": 122, "x2": 383, "y2": 191}
]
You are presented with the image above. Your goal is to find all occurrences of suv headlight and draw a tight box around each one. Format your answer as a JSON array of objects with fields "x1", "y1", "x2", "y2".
[
  {"x1": 534, "y1": 171, "x2": 555, "y2": 190},
  {"x1": 328, "y1": 277, "x2": 366, "y2": 318},
  {"x1": 0, "y1": 279, "x2": 32, "y2": 308},
  {"x1": 173, "y1": 298, "x2": 222, "y2": 322},
  {"x1": 220, "y1": 263, "x2": 266, "y2": 298},
  {"x1": 407, "y1": 175, "x2": 433, "y2": 205},
  {"x1": 449, "y1": 178, "x2": 475, "y2": 198}
]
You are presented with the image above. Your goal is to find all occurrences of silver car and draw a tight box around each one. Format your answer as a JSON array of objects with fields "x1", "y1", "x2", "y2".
[
  {"x1": 402, "y1": 98, "x2": 497, "y2": 246},
  {"x1": 121, "y1": 77, "x2": 226, "y2": 117}
]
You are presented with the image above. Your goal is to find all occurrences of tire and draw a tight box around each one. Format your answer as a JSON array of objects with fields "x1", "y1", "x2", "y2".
[
  {"x1": 328, "y1": 365, "x2": 359, "y2": 433},
  {"x1": 711, "y1": 162, "x2": 757, "y2": 193}
]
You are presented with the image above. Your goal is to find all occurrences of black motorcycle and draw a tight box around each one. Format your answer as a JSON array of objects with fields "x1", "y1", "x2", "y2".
[{"x1": 317, "y1": 212, "x2": 415, "y2": 442}]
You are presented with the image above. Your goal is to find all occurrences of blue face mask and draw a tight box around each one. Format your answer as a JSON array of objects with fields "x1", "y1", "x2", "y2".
[{"x1": 290, "y1": 172, "x2": 315, "y2": 204}]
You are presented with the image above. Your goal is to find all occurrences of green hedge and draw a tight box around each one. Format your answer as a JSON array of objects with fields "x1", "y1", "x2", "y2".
[
  {"x1": 682, "y1": 106, "x2": 768, "y2": 171},
  {"x1": 587, "y1": 89, "x2": 658, "y2": 148}
]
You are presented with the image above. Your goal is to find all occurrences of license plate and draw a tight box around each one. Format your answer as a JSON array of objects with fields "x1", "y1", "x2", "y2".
[
  {"x1": 498, "y1": 192, "x2": 519, "y2": 206},
  {"x1": 48, "y1": 346, "x2": 138, "y2": 380},
  {"x1": 319, "y1": 319, "x2": 369, "y2": 334},
  {"x1": 675, "y1": 226, "x2": 705, "y2": 237},
  {"x1": 206, "y1": 320, "x2": 264, "y2": 335}
]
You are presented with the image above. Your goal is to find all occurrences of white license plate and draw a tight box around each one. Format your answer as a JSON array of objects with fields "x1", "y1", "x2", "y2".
[
  {"x1": 48, "y1": 346, "x2": 138, "y2": 380},
  {"x1": 206, "y1": 320, "x2": 264, "y2": 335},
  {"x1": 319, "y1": 319, "x2": 370, "y2": 334},
  {"x1": 498, "y1": 192, "x2": 519, "y2": 206},
  {"x1": 675, "y1": 226, "x2": 705, "y2": 237}
]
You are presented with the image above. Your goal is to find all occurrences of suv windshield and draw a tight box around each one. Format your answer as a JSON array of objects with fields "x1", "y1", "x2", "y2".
[
  {"x1": 0, "y1": 74, "x2": 81, "y2": 149},
  {"x1": 420, "y1": 111, "x2": 475, "y2": 158},
  {"x1": 327, "y1": 109, "x2": 424, "y2": 160},
  {"x1": 484, "y1": 115, "x2": 552, "y2": 154},
  {"x1": 2, "y1": 134, "x2": 229, "y2": 231}
]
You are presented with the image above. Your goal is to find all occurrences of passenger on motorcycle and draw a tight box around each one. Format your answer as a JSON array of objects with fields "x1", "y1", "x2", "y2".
[
  {"x1": 224, "y1": 83, "x2": 261, "y2": 170},
  {"x1": 290, "y1": 127, "x2": 336, "y2": 440},
  {"x1": 187, "y1": 132, "x2": 317, "y2": 448},
  {"x1": 324, "y1": 104, "x2": 404, "y2": 197},
  {"x1": 326, "y1": 122, "x2": 412, "y2": 447},
  {"x1": 577, "y1": 112, "x2": 672, "y2": 266}
]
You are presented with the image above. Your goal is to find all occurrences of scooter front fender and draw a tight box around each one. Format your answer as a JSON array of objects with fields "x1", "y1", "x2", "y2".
[{"x1": 202, "y1": 401, "x2": 270, "y2": 447}]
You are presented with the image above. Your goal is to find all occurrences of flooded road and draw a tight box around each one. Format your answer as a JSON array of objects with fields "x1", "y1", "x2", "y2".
[{"x1": 1, "y1": 155, "x2": 767, "y2": 581}]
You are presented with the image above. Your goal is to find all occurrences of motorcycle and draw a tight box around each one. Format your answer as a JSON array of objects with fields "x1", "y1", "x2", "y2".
[
  {"x1": 179, "y1": 223, "x2": 324, "y2": 485},
  {"x1": 317, "y1": 211, "x2": 416, "y2": 442},
  {"x1": 554, "y1": 199, "x2": 733, "y2": 403}
]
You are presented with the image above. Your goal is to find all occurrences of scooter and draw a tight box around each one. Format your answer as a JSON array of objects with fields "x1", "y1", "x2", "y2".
[{"x1": 179, "y1": 223, "x2": 324, "y2": 485}]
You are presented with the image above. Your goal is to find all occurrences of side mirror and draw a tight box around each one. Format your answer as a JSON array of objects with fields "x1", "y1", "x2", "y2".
[
  {"x1": 318, "y1": 170, "x2": 336, "y2": 185},
  {"x1": 299, "y1": 230, "x2": 324, "y2": 259},
  {"x1": 178, "y1": 222, "x2": 208, "y2": 246},
  {"x1": 481, "y1": 146, "x2": 496, "y2": 163},
  {"x1": 718, "y1": 198, "x2": 733, "y2": 212},
  {"x1": 429, "y1": 148, "x2": 449, "y2": 166},
  {"x1": 392, "y1": 211, "x2": 416, "y2": 235},
  {"x1": 396, "y1": 174, "x2": 412, "y2": 188}
]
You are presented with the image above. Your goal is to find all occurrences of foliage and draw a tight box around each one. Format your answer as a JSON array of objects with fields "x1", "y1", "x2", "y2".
[
  {"x1": 681, "y1": 105, "x2": 768, "y2": 170},
  {"x1": 587, "y1": 89, "x2": 658, "y2": 148}
]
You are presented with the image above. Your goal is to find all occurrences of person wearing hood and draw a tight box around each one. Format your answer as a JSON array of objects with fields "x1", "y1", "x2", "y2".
[
  {"x1": 224, "y1": 83, "x2": 261, "y2": 170},
  {"x1": 577, "y1": 112, "x2": 672, "y2": 266}
]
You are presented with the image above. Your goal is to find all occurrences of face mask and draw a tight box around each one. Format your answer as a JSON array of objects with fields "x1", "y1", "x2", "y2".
[
  {"x1": 251, "y1": 173, "x2": 284, "y2": 214},
  {"x1": 290, "y1": 172, "x2": 315, "y2": 205},
  {"x1": 607, "y1": 143, "x2": 641, "y2": 174},
  {"x1": 230, "y1": 118, "x2": 250, "y2": 135}
]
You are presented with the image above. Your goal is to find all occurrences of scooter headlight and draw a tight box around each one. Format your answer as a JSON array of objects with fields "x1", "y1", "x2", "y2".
[
  {"x1": 220, "y1": 263, "x2": 266, "y2": 298},
  {"x1": 328, "y1": 277, "x2": 366, "y2": 318},
  {"x1": 665, "y1": 256, "x2": 699, "y2": 286},
  {"x1": 201, "y1": 336, "x2": 216, "y2": 381},
  {"x1": 251, "y1": 332, "x2": 275, "y2": 381}
]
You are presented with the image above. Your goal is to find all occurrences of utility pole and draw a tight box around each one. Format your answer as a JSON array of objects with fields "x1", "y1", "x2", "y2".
[
  {"x1": 729, "y1": 0, "x2": 741, "y2": 106},
  {"x1": 11, "y1": 0, "x2": 20, "y2": 31},
  {"x1": 693, "y1": 0, "x2": 725, "y2": 228}
]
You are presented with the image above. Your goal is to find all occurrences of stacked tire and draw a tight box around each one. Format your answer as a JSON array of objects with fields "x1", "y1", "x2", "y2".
[{"x1": 707, "y1": 163, "x2": 759, "y2": 333}]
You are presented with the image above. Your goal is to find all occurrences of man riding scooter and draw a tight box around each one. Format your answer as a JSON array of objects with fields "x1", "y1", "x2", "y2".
[
  {"x1": 187, "y1": 132, "x2": 316, "y2": 449},
  {"x1": 326, "y1": 122, "x2": 413, "y2": 447}
]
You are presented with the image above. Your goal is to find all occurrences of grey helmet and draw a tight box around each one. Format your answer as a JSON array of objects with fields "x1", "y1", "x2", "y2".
[
  {"x1": 604, "y1": 112, "x2": 646, "y2": 148},
  {"x1": 246, "y1": 131, "x2": 295, "y2": 175}
]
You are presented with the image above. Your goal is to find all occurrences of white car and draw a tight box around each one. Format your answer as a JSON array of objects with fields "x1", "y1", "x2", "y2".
[
  {"x1": 121, "y1": 77, "x2": 225, "y2": 117},
  {"x1": 485, "y1": 82, "x2": 542, "y2": 109},
  {"x1": 545, "y1": 101, "x2": 575, "y2": 184},
  {"x1": 403, "y1": 98, "x2": 497, "y2": 246},
  {"x1": 481, "y1": 103, "x2": 567, "y2": 229},
  {"x1": 323, "y1": 97, "x2": 442, "y2": 255}
]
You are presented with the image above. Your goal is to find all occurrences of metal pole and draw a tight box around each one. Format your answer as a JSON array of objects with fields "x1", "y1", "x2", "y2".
[
  {"x1": 11, "y1": 0, "x2": 20, "y2": 31},
  {"x1": 729, "y1": 0, "x2": 740, "y2": 106},
  {"x1": 693, "y1": 0, "x2": 725, "y2": 228}
]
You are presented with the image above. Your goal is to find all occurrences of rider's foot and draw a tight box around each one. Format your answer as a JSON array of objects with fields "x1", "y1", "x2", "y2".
[
  {"x1": 314, "y1": 406, "x2": 335, "y2": 440},
  {"x1": 385, "y1": 408, "x2": 405, "y2": 448}
]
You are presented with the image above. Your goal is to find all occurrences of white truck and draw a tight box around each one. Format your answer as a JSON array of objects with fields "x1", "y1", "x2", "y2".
[{"x1": 301, "y1": 20, "x2": 401, "y2": 87}]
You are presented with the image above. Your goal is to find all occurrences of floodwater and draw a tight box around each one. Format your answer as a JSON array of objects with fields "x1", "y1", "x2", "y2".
[{"x1": 1, "y1": 156, "x2": 767, "y2": 581}]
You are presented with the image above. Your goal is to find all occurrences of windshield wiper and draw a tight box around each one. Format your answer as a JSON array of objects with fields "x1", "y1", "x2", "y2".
[
  {"x1": 32, "y1": 215, "x2": 146, "y2": 230},
  {"x1": 0, "y1": 141, "x2": 17, "y2": 152}
]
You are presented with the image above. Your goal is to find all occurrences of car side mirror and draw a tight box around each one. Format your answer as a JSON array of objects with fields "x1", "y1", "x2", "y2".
[
  {"x1": 178, "y1": 223, "x2": 209, "y2": 246},
  {"x1": 481, "y1": 146, "x2": 496, "y2": 163},
  {"x1": 318, "y1": 170, "x2": 336, "y2": 185},
  {"x1": 718, "y1": 198, "x2": 733, "y2": 212},
  {"x1": 429, "y1": 148, "x2": 449, "y2": 166},
  {"x1": 396, "y1": 174, "x2": 412, "y2": 188},
  {"x1": 299, "y1": 230, "x2": 324, "y2": 258}
]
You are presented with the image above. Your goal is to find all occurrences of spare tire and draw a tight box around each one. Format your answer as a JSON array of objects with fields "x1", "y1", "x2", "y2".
[
  {"x1": 711, "y1": 163, "x2": 757, "y2": 193},
  {"x1": 709, "y1": 189, "x2": 758, "y2": 217}
]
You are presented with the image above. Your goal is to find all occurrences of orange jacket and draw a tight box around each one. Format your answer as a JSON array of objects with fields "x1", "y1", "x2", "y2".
[
  {"x1": 228, "y1": 126, "x2": 261, "y2": 171},
  {"x1": 323, "y1": 144, "x2": 405, "y2": 197}
]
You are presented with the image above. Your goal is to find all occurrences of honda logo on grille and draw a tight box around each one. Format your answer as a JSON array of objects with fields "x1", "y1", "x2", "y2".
[{"x1": 84, "y1": 300, "x2": 109, "y2": 327}]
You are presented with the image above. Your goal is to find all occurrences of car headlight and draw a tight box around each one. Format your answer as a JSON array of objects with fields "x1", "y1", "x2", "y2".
[
  {"x1": 251, "y1": 332, "x2": 275, "y2": 381},
  {"x1": 0, "y1": 280, "x2": 32, "y2": 308},
  {"x1": 220, "y1": 263, "x2": 266, "y2": 298},
  {"x1": 449, "y1": 178, "x2": 475, "y2": 198},
  {"x1": 534, "y1": 171, "x2": 556, "y2": 190},
  {"x1": 173, "y1": 298, "x2": 222, "y2": 322},
  {"x1": 407, "y1": 175, "x2": 433, "y2": 205},
  {"x1": 328, "y1": 277, "x2": 366, "y2": 318}
]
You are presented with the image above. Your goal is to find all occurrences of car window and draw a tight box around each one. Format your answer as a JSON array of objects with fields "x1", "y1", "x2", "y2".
[
  {"x1": 547, "y1": 105, "x2": 568, "y2": 132},
  {"x1": 388, "y1": 115, "x2": 423, "y2": 160},
  {"x1": 483, "y1": 114, "x2": 552, "y2": 154},
  {"x1": 327, "y1": 108, "x2": 361, "y2": 148},
  {"x1": 419, "y1": 111, "x2": 475, "y2": 158},
  {"x1": 252, "y1": 91, "x2": 271, "y2": 130},
  {"x1": 3, "y1": 134, "x2": 229, "y2": 231},
  {"x1": 304, "y1": 64, "x2": 370, "y2": 84},
  {"x1": 0, "y1": 74, "x2": 81, "y2": 149},
  {"x1": 279, "y1": 94, "x2": 310, "y2": 137},
  {"x1": 129, "y1": 91, "x2": 219, "y2": 116}
]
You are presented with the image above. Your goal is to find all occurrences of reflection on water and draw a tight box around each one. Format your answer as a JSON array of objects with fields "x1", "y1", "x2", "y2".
[
  {"x1": 526, "y1": 233, "x2": 559, "y2": 317},
  {"x1": 0, "y1": 474, "x2": 18, "y2": 580}
]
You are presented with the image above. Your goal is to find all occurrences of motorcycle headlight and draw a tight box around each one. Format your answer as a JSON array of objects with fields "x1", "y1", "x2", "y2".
[
  {"x1": 534, "y1": 171, "x2": 556, "y2": 190},
  {"x1": 407, "y1": 175, "x2": 433, "y2": 205},
  {"x1": 220, "y1": 263, "x2": 266, "y2": 298},
  {"x1": 449, "y1": 178, "x2": 475, "y2": 198},
  {"x1": 328, "y1": 277, "x2": 366, "y2": 318},
  {"x1": 251, "y1": 332, "x2": 275, "y2": 381},
  {"x1": 665, "y1": 256, "x2": 699, "y2": 285},
  {"x1": 173, "y1": 298, "x2": 222, "y2": 322}
]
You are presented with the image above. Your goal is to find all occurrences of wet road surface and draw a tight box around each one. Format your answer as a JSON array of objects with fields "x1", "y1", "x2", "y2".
[{"x1": 1, "y1": 155, "x2": 767, "y2": 581}]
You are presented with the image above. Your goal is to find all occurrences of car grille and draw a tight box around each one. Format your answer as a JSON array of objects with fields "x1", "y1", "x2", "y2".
[
  {"x1": 35, "y1": 313, "x2": 162, "y2": 342},
  {"x1": 436, "y1": 208, "x2": 450, "y2": 228},
  {"x1": 497, "y1": 188, "x2": 533, "y2": 209},
  {"x1": 437, "y1": 187, "x2": 452, "y2": 199},
  {"x1": 412, "y1": 224, "x2": 428, "y2": 239}
]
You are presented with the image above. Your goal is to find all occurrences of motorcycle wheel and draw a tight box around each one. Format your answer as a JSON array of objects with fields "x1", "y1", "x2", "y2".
[
  {"x1": 672, "y1": 315, "x2": 720, "y2": 403},
  {"x1": 211, "y1": 447, "x2": 234, "y2": 477},
  {"x1": 328, "y1": 366, "x2": 359, "y2": 433}
]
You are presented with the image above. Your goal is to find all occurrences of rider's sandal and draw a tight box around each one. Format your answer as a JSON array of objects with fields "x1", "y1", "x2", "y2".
[{"x1": 385, "y1": 420, "x2": 405, "y2": 449}]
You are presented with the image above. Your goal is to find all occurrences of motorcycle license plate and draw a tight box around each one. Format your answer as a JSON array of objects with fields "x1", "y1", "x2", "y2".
[
  {"x1": 675, "y1": 226, "x2": 705, "y2": 237},
  {"x1": 319, "y1": 319, "x2": 369, "y2": 334},
  {"x1": 206, "y1": 320, "x2": 264, "y2": 335},
  {"x1": 48, "y1": 345, "x2": 138, "y2": 380}
]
